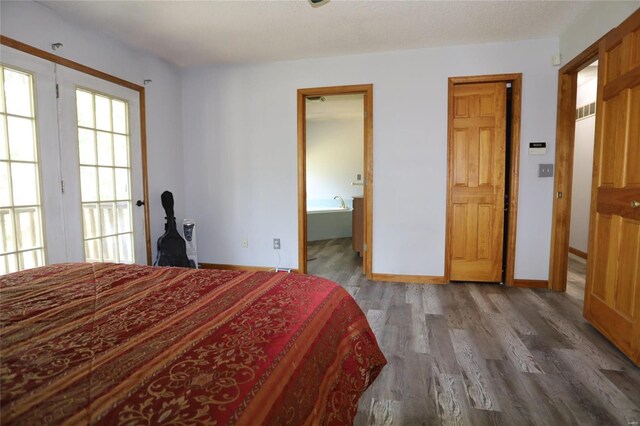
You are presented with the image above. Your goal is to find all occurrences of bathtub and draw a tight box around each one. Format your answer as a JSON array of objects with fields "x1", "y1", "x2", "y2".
[{"x1": 307, "y1": 207, "x2": 353, "y2": 242}]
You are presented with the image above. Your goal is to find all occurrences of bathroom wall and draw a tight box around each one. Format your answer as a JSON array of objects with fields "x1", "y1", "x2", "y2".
[{"x1": 306, "y1": 114, "x2": 364, "y2": 209}]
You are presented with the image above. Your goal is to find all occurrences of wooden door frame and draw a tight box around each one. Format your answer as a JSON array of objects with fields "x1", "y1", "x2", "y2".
[
  {"x1": 297, "y1": 84, "x2": 373, "y2": 277},
  {"x1": 548, "y1": 40, "x2": 600, "y2": 292},
  {"x1": 444, "y1": 74, "x2": 522, "y2": 286},
  {"x1": 1, "y1": 35, "x2": 152, "y2": 265}
]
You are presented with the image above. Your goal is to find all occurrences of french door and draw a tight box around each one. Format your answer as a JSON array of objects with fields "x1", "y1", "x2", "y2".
[
  {"x1": 0, "y1": 46, "x2": 146, "y2": 273},
  {"x1": 57, "y1": 66, "x2": 146, "y2": 264}
]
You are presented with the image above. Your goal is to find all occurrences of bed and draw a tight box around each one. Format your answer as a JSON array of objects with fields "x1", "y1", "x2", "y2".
[{"x1": 0, "y1": 263, "x2": 386, "y2": 425}]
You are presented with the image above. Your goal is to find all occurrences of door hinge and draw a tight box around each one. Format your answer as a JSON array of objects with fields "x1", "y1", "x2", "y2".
[
  {"x1": 557, "y1": 191, "x2": 563, "y2": 199},
  {"x1": 61, "y1": 179, "x2": 65, "y2": 194},
  {"x1": 363, "y1": 243, "x2": 368, "y2": 252},
  {"x1": 56, "y1": 83, "x2": 59, "y2": 99}
]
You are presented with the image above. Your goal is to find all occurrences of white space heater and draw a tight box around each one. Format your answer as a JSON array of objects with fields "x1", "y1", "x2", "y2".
[{"x1": 183, "y1": 219, "x2": 198, "y2": 268}]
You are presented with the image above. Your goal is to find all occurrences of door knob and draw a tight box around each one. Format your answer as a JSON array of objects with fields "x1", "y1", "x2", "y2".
[
  {"x1": 632, "y1": 200, "x2": 640, "y2": 208},
  {"x1": 136, "y1": 200, "x2": 145, "y2": 207}
]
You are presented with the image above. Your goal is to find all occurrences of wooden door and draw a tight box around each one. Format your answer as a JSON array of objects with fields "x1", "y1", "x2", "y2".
[
  {"x1": 584, "y1": 9, "x2": 640, "y2": 365},
  {"x1": 449, "y1": 82, "x2": 507, "y2": 282}
]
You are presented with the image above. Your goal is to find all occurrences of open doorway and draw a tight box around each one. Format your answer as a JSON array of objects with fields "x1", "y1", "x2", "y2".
[
  {"x1": 297, "y1": 84, "x2": 373, "y2": 278},
  {"x1": 305, "y1": 94, "x2": 364, "y2": 278},
  {"x1": 566, "y1": 60, "x2": 598, "y2": 302},
  {"x1": 548, "y1": 40, "x2": 599, "y2": 293}
]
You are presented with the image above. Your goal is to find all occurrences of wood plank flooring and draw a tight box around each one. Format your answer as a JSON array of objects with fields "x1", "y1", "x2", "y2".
[{"x1": 306, "y1": 239, "x2": 640, "y2": 426}]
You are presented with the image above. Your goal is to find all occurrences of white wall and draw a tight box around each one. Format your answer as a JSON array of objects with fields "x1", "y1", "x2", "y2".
[
  {"x1": 306, "y1": 116, "x2": 364, "y2": 208},
  {"x1": 1, "y1": 1, "x2": 185, "y2": 262},
  {"x1": 559, "y1": 2, "x2": 638, "y2": 66},
  {"x1": 181, "y1": 38, "x2": 559, "y2": 279},
  {"x1": 570, "y1": 77, "x2": 597, "y2": 254}
]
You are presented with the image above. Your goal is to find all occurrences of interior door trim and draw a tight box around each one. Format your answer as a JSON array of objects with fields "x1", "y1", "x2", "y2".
[
  {"x1": 548, "y1": 39, "x2": 600, "y2": 292},
  {"x1": 296, "y1": 84, "x2": 373, "y2": 277},
  {"x1": 0, "y1": 35, "x2": 152, "y2": 265},
  {"x1": 445, "y1": 73, "x2": 522, "y2": 286}
]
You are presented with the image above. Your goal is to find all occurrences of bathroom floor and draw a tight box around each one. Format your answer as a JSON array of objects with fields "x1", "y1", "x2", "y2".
[{"x1": 306, "y1": 238, "x2": 363, "y2": 291}]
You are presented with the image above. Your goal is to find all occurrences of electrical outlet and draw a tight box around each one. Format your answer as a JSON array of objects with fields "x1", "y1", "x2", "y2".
[
  {"x1": 273, "y1": 238, "x2": 281, "y2": 250},
  {"x1": 242, "y1": 238, "x2": 248, "y2": 248},
  {"x1": 539, "y1": 164, "x2": 554, "y2": 177}
]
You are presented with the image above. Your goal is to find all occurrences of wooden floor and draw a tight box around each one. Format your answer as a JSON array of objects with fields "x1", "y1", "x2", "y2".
[{"x1": 307, "y1": 239, "x2": 640, "y2": 426}]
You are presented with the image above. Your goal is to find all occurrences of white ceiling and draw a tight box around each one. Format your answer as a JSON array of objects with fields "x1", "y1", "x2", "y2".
[
  {"x1": 38, "y1": 0, "x2": 595, "y2": 68},
  {"x1": 306, "y1": 94, "x2": 364, "y2": 121}
]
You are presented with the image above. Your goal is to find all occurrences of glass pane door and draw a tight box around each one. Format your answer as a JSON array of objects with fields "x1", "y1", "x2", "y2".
[
  {"x1": 0, "y1": 65, "x2": 45, "y2": 274},
  {"x1": 1, "y1": 46, "x2": 67, "y2": 274},
  {"x1": 57, "y1": 67, "x2": 145, "y2": 264},
  {"x1": 75, "y1": 89, "x2": 134, "y2": 263}
]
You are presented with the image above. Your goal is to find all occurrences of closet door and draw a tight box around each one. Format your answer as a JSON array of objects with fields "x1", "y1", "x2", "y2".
[
  {"x1": 57, "y1": 67, "x2": 146, "y2": 264},
  {"x1": 0, "y1": 46, "x2": 65, "y2": 273}
]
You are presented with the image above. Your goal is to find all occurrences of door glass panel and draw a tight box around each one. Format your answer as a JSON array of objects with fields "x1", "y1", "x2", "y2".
[
  {"x1": 118, "y1": 233, "x2": 133, "y2": 263},
  {"x1": 0, "y1": 117, "x2": 7, "y2": 160},
  {"x1": 0, "y1": 162, "x2": 10, "y2": 206},
  {"x1": 15, "y1": 207, "x2": 42, "y2": 250},
  {"x1": 98, "y1": 167, "x2": 115, "y2": 200},
  {"x1": 0, "y1": 65, "x2": 46, "y2": 274},
  {"x1": 100, "y1": 202, "x2": 116, "y2": 236},
  {"x1": 78, "y1": 128, "x2": 96, "y2": 165},
  {"x1": 102, "y1": 235, "x2": 117, "y2": 262},
  {"x1": 96, "y1": 132, "x2": 113, "y2": 166},
  {"x1": 76, "y1": 88, "x2": 134, "y2": 263},
  {"x1": 112, "y1": 100, "x2": 127, "y2": 134},
  {"x1": 116, "y1": 202, "x2": 131, "y2": 233},
  {"x1": 80, "y1": 166, "x2": 98, "y2": 202},
  {"x1": 82, "y1": 204, "x2": 99, "y2": 238},
  {"x1": 19, "y1": 249, "x2": 43, "y2": 270},
  {"x1": 95, "y1": 95, "x2": 111, "y2": 131},
  {"x1": 0, "y1": 209, "x2": 16, "y2": 253},
  {"x1": 0, "y1": 71, "x2": 3, "y2": 114},
  {"x1": 113, "y1": 134, "x2": 128, "y2": 167},
  {"x1": 76, "y1": 90, "x2": 94, "y2": 128},
  {"x1": 84, "y1": 239, "x2": 101, "y2": 262},
  {"x1": 0, "y1": 254, "x2": 18, "y2": 275},
  {"x1": 115, "y1": 168, "x2": 129, "y2": 200},
  {"x1": 4, "y1": 68, "x2": 32, "y2": 117},
  {"x1": 7, "y1": 116, "x2": 36, "y2": 161},
  {"x1": 11, "y1": 163, "x2": 39, "y2": 206}
]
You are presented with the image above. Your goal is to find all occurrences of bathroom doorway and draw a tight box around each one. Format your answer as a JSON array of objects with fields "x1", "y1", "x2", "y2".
[{"x1": 297, "y1": 85, "x2": 373, "y2": 278}]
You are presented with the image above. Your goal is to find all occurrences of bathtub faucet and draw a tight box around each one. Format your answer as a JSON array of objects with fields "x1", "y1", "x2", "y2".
[{"x1": 334, "y1": 196, "x2": 346, "y2": 209}]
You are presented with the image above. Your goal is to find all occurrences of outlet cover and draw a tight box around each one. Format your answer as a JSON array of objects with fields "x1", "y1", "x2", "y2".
[
  {"x1": 273, "y1": 238, "x2": 281, "y2": 250},
  {"x1": 539, "y1": 164, "x2": 554, "y2": 177}
]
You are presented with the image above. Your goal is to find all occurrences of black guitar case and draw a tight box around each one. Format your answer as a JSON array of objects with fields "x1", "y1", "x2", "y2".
[{"x1": 154, "y1": 191, "x2": 191, "y2": 268}]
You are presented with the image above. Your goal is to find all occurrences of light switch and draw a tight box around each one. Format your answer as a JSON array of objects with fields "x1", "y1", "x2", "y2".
[{"x1": 539, "y1": 164, "x2": 554, "y2": 177}]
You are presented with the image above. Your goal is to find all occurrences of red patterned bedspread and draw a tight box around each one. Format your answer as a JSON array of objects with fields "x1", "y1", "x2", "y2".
[{"x1": 0, "y1": 263, "x2": 386, "y2": 425}]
